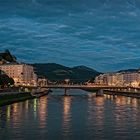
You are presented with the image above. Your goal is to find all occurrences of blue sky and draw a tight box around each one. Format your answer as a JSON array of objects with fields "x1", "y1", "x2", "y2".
[{"x1": 0, "y1": 0, "x2": 140, "y2": 72}]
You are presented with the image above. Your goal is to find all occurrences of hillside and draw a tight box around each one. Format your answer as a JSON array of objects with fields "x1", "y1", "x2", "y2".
[
  {"x1": 32, "y1": 63, "x2": 100, "y2": 83},
  {"x1": 0, "y1": 50, "x2": 17, "y2": 63}
]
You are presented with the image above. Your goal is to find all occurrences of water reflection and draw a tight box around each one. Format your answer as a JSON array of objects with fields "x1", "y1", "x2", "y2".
[
  {"x1": 33, "y1": 99, "x2": 37, "y2": 119},
  {"x1": 95, "y1": 97, "x2": 105, "y2": 127},
  {"x1": 62, "y1": 96, "x2": 72, "y2": 138},
  {"x1": 25, "y1": 100, "x2": 29, "y2": 110},
  {"x1": 131, "y1": 98, "x2": 138, "y2": 107},
  {"x1": 87, "y1": 94, "x2": 105, "y2": 139},
  {"x1": 38, "y1": 97, "x2": 48, "y2": 129},
  {"x1": 1, "y1": 90, "x2": 140, "y2": 139},
  {"x1": 104, "y1": 94, "x2": 140, "y2": 137},
  {"x1": 6, "y1": 105, "x2": 11, "y2": 122},
  {"x1": 13, "y1": 103, "x2": 18, "y2": 113},
  {"x1": 6, "y1": 102, "x2": 23, "y2": 124},
  {"x1": 12, "y1": 103, "x2": 20, "y2": 125},
  {"x1": 104, "y1": 95, "x2": 140, "y2": 107}
]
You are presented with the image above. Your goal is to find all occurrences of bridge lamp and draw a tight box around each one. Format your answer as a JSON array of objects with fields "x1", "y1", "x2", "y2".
[{"x1": 65, "y1": 79, "x2": 70, "y2": 85}]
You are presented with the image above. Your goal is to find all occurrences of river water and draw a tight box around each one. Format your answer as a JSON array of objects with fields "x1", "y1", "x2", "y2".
[{"x1": 0, "y1": 89, "x2": 140, "y2": 140}]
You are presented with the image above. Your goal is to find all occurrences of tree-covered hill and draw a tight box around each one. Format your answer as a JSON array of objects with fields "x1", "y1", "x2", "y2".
[{"x1": 32, "y1": 63, "x2": 101, "y2": 83}]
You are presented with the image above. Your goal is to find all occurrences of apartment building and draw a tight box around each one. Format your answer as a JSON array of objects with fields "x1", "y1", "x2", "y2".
[
  {"x1": 95, "y1": 72, "x2": 140, "y2": 87},
  {"x1": 0, "y1": 63, "x2": 37, "y2": 86}
]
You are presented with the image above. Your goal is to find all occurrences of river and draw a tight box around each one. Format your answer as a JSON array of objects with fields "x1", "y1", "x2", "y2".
[{"x1": 0, "y1": 89, "x2": 140, "y2": 140}]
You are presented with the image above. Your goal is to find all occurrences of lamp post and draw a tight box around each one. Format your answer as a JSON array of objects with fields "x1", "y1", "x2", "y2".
[
  {"x1": 64, "y1": 79, "x2": 70, "y2": 96},
  {"x1": 64, "y1": 79, "x2": 70, "y2": 85}
]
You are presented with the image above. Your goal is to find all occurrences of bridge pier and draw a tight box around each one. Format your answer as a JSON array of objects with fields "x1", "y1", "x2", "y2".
[
  {"x1": 96, "y1": 89, "x2": 104, "y2": 96},
  {"x1": 64, "y1": 88, "x2": 68, "y2": 96}
]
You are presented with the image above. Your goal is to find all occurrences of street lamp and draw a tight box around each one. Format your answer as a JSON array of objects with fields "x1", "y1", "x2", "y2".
[{"x1": 64, "y1": 79, "x2": 70, "y2": 85}]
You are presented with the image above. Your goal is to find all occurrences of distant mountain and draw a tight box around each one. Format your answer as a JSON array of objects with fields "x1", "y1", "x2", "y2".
[
  {"x1": 32, "y1": 63, "x2": 101, "y2": 83},
  {"x1": 117, "y1": 69, "x2": 138, "y2": 73}
]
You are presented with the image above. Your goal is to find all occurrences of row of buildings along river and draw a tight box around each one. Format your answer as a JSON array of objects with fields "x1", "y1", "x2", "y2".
[
  {"x1": 95, "y1": 71, "x2": 140, "y2": 87},
  {"x1": 0, "y1": 50, "x2": 47, "y2": 87},
  {"x1": 1, "y1": 50, "x2": 140, "y2": 88}
]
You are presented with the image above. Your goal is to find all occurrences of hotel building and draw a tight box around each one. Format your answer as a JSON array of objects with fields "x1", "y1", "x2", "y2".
[
  {"x1": 123, "y1": 72, "x2": 139, "y2": 85},
  {"x1": 37, "y1": 77, "x2": 48, "y2": 86},
  {"x1": 95, "y1": 72, "x2": 140, "y2": 87},
  {"x1": 0, "y1": 63, "x2": 37, "y2": 86}
]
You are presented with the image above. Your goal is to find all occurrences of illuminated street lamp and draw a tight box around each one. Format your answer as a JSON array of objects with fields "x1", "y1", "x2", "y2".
[{"x1": 64, "y1": 79, "x2": 70, "y2": 85}]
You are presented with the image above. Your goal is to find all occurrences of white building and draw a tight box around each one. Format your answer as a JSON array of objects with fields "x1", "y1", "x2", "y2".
[
  {"x1": 123, "y1": 72, "x2": 140, "y2": 86},
  {"x1": 106, "y1": 73, "x2": 117, "y2": 86},
  {"x1": 95, "y1": 72, "x2": 140, "y2": 87},
  {"x1": 115, "y1": 73, "x2": 124, "y2": 86},
  {"x1": 37, "y1": 77, "x2": 48, "y2": 87},
  {"x1": 95, "y1": 74, "x2": 108, "y2": 85},
  {"x1": 0, "y1": 63, "x2": 37, "y2": 86}
]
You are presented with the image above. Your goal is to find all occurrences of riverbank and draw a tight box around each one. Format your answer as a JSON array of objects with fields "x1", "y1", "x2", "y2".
[
  {"x1": 82, "y1": 88, "x2": 140, "y2": 98},
  {"x1": 0, "y1": 92, "x2": 34, "y2": 107},
  {"x1": 104, "y1": 90, "x2": 140, "y2": 98}
]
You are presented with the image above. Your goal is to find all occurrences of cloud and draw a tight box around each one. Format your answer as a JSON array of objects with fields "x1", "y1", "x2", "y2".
[{"x1": 0, "y1": 0, "x2": 140, "y2": 72}]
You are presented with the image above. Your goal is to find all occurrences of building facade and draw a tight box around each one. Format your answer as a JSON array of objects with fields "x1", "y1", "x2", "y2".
[
  {"x1": 123, "y1": 72, "x2": 140, "y2": 86},
  {"x1": 95, "y1": 72, "x2": 140, "y2": 87},
  {"x1": 37, "y1": 77, "x2": 48, "y2": 87},
  {"x1": 95, "y1": 74, "x2": 108, "y2": 85},
  {"x1": 0, "y1": 63, "x2": 37, "y2": 86}
]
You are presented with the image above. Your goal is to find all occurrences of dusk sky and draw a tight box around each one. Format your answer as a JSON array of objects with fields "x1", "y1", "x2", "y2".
[{"x1": 0, "y1": 0, "x2": 140, "y2": 72}]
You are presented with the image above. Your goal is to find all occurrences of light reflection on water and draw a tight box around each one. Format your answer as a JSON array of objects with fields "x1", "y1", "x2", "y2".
[
  {"x1": 0, "y1": 90, "x2": 140, "y2": 139},
  {"x1": 62, "y1": 96, "x2": 72, "y2": 139},
  {"x1": 38, "y1": 97, "x2": 48, "y2": 129}
]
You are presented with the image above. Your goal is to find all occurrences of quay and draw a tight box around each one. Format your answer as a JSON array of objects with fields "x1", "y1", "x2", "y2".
[
  {"x1": 103, "y1": 89, "x2": 140, "y2": 98},
  {"x1": 0, "y1": 88, "x2": 49, "y2": 107},
  {"x1": 0, "y1": 91, "x2": 33, "y2": 107}
]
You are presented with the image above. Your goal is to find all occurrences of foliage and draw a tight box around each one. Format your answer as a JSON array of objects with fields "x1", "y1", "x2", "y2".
[
  {"x1": 32, "y1": 63, "x2": 101, "y2": 83},
  {"x1": 0, "y1": 74, "x2": 15, "y2": 87}
]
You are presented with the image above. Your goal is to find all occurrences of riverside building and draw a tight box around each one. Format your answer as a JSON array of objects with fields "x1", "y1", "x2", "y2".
[
  {"x1": 37, "y1": 77, "x2": 48, "y2": 86},
  {"x1": 95, "y1": 72, "x2": 140, "y2": 87},
  {"x1": 123, "y1": 72, "x2": 140, "y2": 86},
  {"x1": 95, "y1": 74, "x2": 108, "y2": 85},
  {"x1": 0, "y1": 63, "x2": 37, "y2": 86}
]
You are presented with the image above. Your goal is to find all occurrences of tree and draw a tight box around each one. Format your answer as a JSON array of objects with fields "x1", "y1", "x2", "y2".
[{"x1": 0, "y1": 74, "x2": 15, "y2": 87}]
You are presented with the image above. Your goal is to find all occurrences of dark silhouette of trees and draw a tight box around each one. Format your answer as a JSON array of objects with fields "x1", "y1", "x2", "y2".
[{"x1": 0, "y1": 73, "x2": 15, "y2": 88}]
